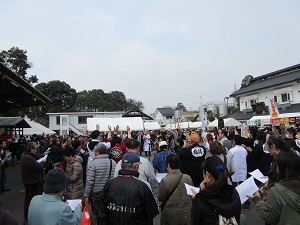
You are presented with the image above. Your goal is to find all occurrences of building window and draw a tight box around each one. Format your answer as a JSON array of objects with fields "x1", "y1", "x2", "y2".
[
  {"x1": 274, "y1": 92, "x2": 292, "y2": 103},
  {"x1": 78, "y1": 116, "x2": 93, "y2": 124},
  {"x1": 245, "y1": 99, "x2": 257, "y2": 108},
  {"x1": 62, "y1": 117, "x2": 68, "y2": 126},
  {"x1": 166, "y1": 116, "x2": 173, "y2": 119},
  {"x1": 56, "y1": 116, "x2": 60, "y2": 125}
]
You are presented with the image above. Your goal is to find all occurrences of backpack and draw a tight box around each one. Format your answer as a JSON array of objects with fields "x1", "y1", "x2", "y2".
[{"x1": 218, "y1": 214, "x2": 238, "y2": 225}]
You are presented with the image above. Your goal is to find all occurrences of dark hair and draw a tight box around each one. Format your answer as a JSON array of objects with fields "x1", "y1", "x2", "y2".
[
  {"x1": 276, "y1": 151, "x2": 300, "y2": 181},
  {"x1": 267, "y1": 134, "x2": 290, "y2": 152},
  {"x1": 249, "y1": 127, "x2": 258, "y2": 139},
  {"x1": 176, "y1": 137, "x2": 184, "y2": 147},
  {"x1": 202, "y1": 157, "x2": 229, "y2": 192},
  {"x1": 256, "y1": 130, "x2": 266, "y2": 143},
  {"x1": 62, "y1": 146, "x2": 75, "y2": 157},
  {"x1": 209, "y1": 141, "x2": 223, "y2": 155},
  {"x1": 72, "y1": 140, "x2": 81, "y2": 150},
  {"x1": 126, "y1": 139, "x2": 140, "y2": 150},
  {"x1": 220, "y1": 129, "x2": 228, "y2": 137},
  {"x1": 233, "y1": 135, "x2": 244, "y2": 145},
  {"x1": 166, "y1": 154, "x2": 179, "y2": 170},
  {"x1": 91, "y1": 130, "x2": 100, "y2": 139},
  {"x1": 0, "y1": 139, "x2": 6, "y2": 145},
  {"x1": 286, "y1": 127, "x2": 296, "y2": 137}
]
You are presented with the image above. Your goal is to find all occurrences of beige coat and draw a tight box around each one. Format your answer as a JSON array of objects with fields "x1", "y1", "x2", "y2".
[
  {"x1": 158, "y1": 169, "x2": 193, "y2": 225},
  {"x1": 66, "y1": 155, "x2": 84, "y2": 199}
]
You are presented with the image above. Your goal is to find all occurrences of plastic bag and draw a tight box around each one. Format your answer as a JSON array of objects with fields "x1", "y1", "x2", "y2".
[{"x1": 80, "y1": 204, "x2": 91, "y2": 225}]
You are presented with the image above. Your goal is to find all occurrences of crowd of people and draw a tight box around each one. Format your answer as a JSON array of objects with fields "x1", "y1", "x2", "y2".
[{"x1": 0, "y1": 124, "x2": 300, "y2": 225}]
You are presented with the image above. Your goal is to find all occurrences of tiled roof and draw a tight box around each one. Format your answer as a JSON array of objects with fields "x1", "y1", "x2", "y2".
[
  {"x1": 0, "y1": 117, "x2": 31, "y2": 128},
  {"x1": 230, "y1": 64, "x2": 300, "y2": 97},
  {"x1": 157, "y1": 108, "x2": 175, "y2": 116}
]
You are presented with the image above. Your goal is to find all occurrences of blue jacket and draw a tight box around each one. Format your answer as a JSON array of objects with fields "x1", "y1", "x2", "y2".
[
  {"x1": 28, "y1": 193, "x2": 82, "y2": 225},
  {"x1": 152, "y1": 150, "x2": 173, "y2": 173}
]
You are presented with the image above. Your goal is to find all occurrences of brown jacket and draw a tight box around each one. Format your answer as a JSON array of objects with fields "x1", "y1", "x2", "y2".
[
  {"x1": 158, "y1": 169, "x2": 193, "y2": 225},
  {"x1": 20, "y1": 152, "x2": 45, "y2": 185},
  {"x1": 66, "y1": 155, "x2": 84, "y2": 199}
]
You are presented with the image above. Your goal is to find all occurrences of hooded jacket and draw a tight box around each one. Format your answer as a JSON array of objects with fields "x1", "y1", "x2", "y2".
[
  {"x1": 192, "y1": 184, "x2": 241, "y2": 225},
  {"x1": 253, "y1": 178, "x2": 300, "y2": 225},
  {"x1": 65, "y1": 155, "x2": 84, "y2": 199}
]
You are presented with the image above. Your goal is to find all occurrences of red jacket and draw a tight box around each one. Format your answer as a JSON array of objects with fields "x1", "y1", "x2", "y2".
[{"x1": 109, "y1": 139, "x2": 130, "y2": 163}]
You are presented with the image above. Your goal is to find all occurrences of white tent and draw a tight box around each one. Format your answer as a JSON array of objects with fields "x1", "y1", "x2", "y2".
[
  {"x1": 208, "y1": 118, "x2": 242, "y2": 128},
  {"x1": 144, "y1": 122, "x2": 161, "y2": 130},
  {"x1": 23, "y1": 117, "x2": 56, "y2": 136}
]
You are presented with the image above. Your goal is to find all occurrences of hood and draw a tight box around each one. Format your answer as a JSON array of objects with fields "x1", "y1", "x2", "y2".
[
  {"x1": 197, "y1": 185, "x2": 241, "y2": 218},
  {"x1": 275, "y1": 178, "x2": 300, "y2": 212},
  {"x1": 87, "y1": 140, "x2": 100, "y2": 151}
]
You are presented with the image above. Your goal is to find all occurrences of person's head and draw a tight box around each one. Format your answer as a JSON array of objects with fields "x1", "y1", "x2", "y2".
[
  {"x1": 256, "y1": 130, "x2": 266, "y2": 143},
  {"x1": 166, "y1": 154, "x2": 179, "y2": 171},
  {"x1": 276, "y1": 151, "x2": 300, "y2": 182},
  {"x1": 218, "y1": 129, "x2": 228, "y2": 139},
  {"x1": 209, "y1": 141, "x2": 223, "y2": 156},
  {"x1": 267, "y1": 134, "x2": 290, "y2": 156},
  {"x1": 25, "y1": 142, "x2": 37, "y2": 154},
  {"x1": 44, "y1": 169, "x2": 71, "y2": 194},
  {"x1": 62, "y1": 146, "x2": 75, "y2": 163},
  {"x1": 286, "y1": 127, "x2": 296, "y2": 139},
  {"x1": 94, "y1": 143, "x2": 108, "y2": 156},
  {"x1": 202, "y1": 157, "x2": 229, "y2": 192},
  {"x1": 72, "y1": 140, "x2": 82, "y2": 150},
  {"x1": 159, "y1": 141, "x2": 168, "y2": 150},
  {"x1": 126, "y1": 139, "x2": 140, "y2": 153},
  {"x1": 176, "y1": 137, "x2": 184, "y2": 147},
  {"x1": 190, "y1": 131, "x2": 200, "y2": 144},
  {"x1": 91, "y1": 130, "x2": 101, "y2": 139},
  {"x1": 233, "y1": 135, "x2": 243, "y2": 146},
  {"x1": 0, "y1": 139, "x2": 7, "y2": 148},
  {"x1": 249, "y1": 127, "x2": 258, "y2": 139},
  {"x1": 121, "y1": 152, "x2": 140, "y2": 171}
]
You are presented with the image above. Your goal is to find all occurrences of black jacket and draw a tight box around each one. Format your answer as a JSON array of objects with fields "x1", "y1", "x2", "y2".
[
  {"x1": 192, "y1": 185, "x2": 241, "y2": 225},
  {"x1": 102, "y1": 169, "x2": 159, "y2": 225},
  {"x1": 20, "y1": 152, "x2": 45, "y2": 185},
  {"x1": 178, "y1": 143, "x2": 206, "y2": 187}
]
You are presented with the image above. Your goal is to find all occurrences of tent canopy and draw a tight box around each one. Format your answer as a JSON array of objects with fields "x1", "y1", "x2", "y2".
[
  {"x1": 208, "y1": 118, "x2": 242, "y2": 128},
  {"x1": 87, "y1": 117, "x2": 146, "y2": 131},
  {"x1": 163, "y1": 121, "x2": 202, "y2": 130},
  {"x1": 23, "y1": 117, "x2": 55, "y2": 136}
]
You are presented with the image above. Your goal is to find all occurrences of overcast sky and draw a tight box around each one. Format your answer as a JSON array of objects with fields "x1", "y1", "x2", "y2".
[{"x1": 1, "y1": 0, "x2": 300, "y2": 114}]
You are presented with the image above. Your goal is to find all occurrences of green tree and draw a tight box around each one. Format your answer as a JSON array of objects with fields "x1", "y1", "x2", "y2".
[
  {"x1": 175, "y1": 102, "x2": 187, "y2": 112},
  {"x1": 206, "y1": 110, "x2": 220, "y2": 122},
  {"x1": 0, "y1": 47, "x2": 38, "y2": 84},
  {"x1": 106, "y1": 91, "x2": 127, "y2": 111},
  {"x1": 75, "y1": 89, "x2": 106, "y2": 112},
  {"x1": 28, "y1": 80, "x2": 77, "y2": 125},
  {"x1": 126, "y1": 98, "x2": 144, "y2": 111}
]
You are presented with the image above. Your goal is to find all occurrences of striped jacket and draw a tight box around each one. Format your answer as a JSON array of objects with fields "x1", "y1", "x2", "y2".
[{"x1": 84, "y1": 154, "x2": 116, "y2": 197}]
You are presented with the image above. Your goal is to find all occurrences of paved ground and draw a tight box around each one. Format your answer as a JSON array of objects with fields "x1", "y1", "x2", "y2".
[{"x1": 1, "y1": 154, "x2": 265, "y2": 225}]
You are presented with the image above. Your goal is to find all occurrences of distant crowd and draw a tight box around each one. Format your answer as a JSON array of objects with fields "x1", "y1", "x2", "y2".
[{"x1": 0, "y1": 124, "x2": 300, "y2": 225}]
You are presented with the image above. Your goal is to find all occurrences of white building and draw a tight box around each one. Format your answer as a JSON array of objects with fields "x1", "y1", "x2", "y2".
[
  {"x1": 229, "y1": 63, "x2": 300, "y2": 123},
  {"x1": 152, "y1": 108, "x2": 175, "y2": 127},
  {"x1": 48, "y1": 111, "x2": 123, "y2": 135}
]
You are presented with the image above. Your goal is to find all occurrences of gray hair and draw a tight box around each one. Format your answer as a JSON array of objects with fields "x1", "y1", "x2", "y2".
[
  {"x1": 25, "y1": 142, "x2": 36, "y2": 153},
  {"x1": 121, "y1": 162, "x2": 139, "y2": 170},
  {"x1": 94, "y1": 143, "x2": 108, "y2": 155}
]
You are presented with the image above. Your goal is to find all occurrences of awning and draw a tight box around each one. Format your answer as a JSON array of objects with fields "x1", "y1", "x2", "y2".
[
  {"x1": 0, "y1": 63, "x2": 51, "y2": 114},
  {"x1": 208, "y1": 118, "x2": 242, "y2": 128},
  {"x1": 0, "y1": 117, "x2": 31, "y2": 128}
]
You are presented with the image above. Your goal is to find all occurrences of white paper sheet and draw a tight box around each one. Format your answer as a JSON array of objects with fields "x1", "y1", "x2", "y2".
[
  {"x1": 66, "y1": 199, "x2": 81, "y2": 211},
  {"x1": 184, "y1": 183, "x2": 200, "y2": 196},
  {"x1": 156, "y1": 173, "x2": 168, "y2": 183},
  {"x1": 235, "y1": 176, "x2": 259, "y2": 204},
  {"x1": 37, "y1": 154, "x2": 48, "y2": 163},
  {"x1": 249, "y1": 169, "x2": 269, "y2": 183}
]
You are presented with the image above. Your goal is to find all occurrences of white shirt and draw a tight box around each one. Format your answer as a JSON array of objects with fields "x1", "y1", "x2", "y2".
[
  {"x1": 227, "y1": 145, "x2": 248, "y2": 182},
  {"x1": 87, "y1": 139, "x2": 111, "y2": 166}
]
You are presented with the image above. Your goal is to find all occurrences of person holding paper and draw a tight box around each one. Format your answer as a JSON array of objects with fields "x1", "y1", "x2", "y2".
[
  {"x1": 247, "y1": 151, "x2": 300, "y2": 225},
  {"x1": 20, "y1": 142, "x2": 46, "y2": 225},
  {"x1": 158, "y1": 154, "x2": 193, "y2": 225},
  {"x1": 192, "y1": 156, "x2": 241, "y2": 225}
]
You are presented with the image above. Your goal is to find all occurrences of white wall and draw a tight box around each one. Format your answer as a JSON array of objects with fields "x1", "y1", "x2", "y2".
[{"x1": 238, "y1": 83, "x2": 300, "y2": 111}]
